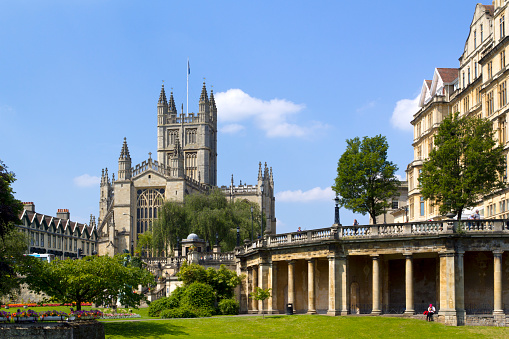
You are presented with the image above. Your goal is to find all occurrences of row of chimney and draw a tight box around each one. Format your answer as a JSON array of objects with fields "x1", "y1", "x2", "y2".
[{"x1": 23, "y1": 202, "x2": 70, "y2": 220}]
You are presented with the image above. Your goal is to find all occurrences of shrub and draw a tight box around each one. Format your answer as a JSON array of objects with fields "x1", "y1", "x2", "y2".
[
  {"x1": 218, "y1": 298, "x2": 239, "y2": 315},
  {"x1": 148, "y1": 297, "x2": 172, "y2": 317},
  {"x1": 160, "y1": 306, "x2": 196, "y2": 319},
  {"x1": 181, "y1": 282, "x2": 215, "y2": 312},
  {"x1": 166, "y1": 286, "x2": 186, "y2": 309}
]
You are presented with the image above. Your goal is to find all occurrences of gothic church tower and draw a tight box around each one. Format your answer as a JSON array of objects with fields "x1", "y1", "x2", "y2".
[{"x1": 157, "y1": 83, "x2": 217, "y2": 186}]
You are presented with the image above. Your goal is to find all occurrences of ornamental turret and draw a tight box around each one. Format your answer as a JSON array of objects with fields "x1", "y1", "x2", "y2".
[{"x1": 118, "y1": 137, "x2": 132, "y2": 181}]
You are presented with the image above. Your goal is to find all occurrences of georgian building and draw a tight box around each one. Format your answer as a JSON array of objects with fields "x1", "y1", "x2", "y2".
[
  {"x1": 407, "y1": 2, "x2": 509, "y2": 221},
  {"x1": 97, "y1": 82, "x2": 276, "y2": 256},
  {"x1": 17, "y1": 202, "x2": 98, "y2": 258}
]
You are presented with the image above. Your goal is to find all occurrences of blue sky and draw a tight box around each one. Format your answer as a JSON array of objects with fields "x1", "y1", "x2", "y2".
[{"x1": 0, "y1": 0, "x2": 482, "y2": 234}]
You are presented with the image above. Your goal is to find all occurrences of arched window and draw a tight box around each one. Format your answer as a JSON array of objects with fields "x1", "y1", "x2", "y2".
[{"x1": 136, "y1": 188, "x2": 165, "y2": 234}]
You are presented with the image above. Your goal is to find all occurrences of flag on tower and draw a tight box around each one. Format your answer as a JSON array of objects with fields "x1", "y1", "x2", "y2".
[{"x1": 188, "y1": 60, "x2": 190, "y2": 75}]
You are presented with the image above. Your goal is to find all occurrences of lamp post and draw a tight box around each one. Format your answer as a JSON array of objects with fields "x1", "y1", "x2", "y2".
[
  {"x1": 250, "y1": 206, "x2": 254, "y2": 241},
  {"x1": 334, "y1": 196, "x2": 341, "y2": 225},
  {"x1": 405, "y1": 206, "x2": 408, "y2": 222},
  {"x1": 236, "y1": 226, "x2": 240, "y2": 247},
  {"x1": 122, "y1": 213, "x2": 134, "y2": 255}
]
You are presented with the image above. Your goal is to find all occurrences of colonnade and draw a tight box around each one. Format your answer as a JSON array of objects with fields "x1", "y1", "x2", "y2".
[{"x1": 244, "y1": 250, "x2": 505, "y2": 325}]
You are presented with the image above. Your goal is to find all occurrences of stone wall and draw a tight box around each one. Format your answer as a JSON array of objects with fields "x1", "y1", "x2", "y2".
[{"x1": 0, "y1": 321, "x2": 104, "y2": 339}]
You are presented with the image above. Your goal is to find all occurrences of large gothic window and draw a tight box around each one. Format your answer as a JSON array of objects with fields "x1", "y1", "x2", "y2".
[
  {"x1": 185, "y1": 152, "x2": 197, "y2": 179},
  {"x1": 136, "y1": 188, "x2": 165, "y2": 234}
]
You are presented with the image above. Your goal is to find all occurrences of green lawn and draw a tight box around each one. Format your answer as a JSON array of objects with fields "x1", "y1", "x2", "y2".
[{"x1": 102, "y1": 315, "x2": 509, "y2": 339}]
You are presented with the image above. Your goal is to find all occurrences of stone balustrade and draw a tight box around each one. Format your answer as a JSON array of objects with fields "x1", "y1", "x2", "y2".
[{"x1": 237, "y1": 219, "x2": 509, "y2": 254}]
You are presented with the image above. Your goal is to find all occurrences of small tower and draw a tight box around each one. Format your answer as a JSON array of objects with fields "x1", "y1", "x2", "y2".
[
  {"x1": 209, "y1": 89, "x2": 217, "y2": 124},
  {"x1": 157, "y1": 84, "x2": 168, "y2": 125},
  {"x1": 118, "y1": 137, "x2": 132, "y2": 181},
  {"x1": 99, "y1": 168, "x2": 112, "y2": 227},
  {"x1": 171, "y1": 137, "x2": 185, "y2": 178},
  {"x1": 198, "y1": 82, "x2": 210, "y2": 121},
  {"x1": 168, "y1": 90, "x2": 177, "y2": 117}
]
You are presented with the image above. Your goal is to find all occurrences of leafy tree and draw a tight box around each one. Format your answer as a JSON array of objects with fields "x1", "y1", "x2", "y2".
[
  {"x1": 250, "y1": 287, "x2": 271, "y2": 318},
  {"x1": 135, "y1": 231, "x2": 153, "y2": 256},
  {"x1": 419, "y1": 113, "x2": 506, "y2": 220},
  {"x1": 0, "y1": 159, "x2": 23, "y2": 239},
  {"x1": 0, "y1": 229, "x2": 29, "y2": 298},
  {"x1": 0, "y1": 159, "x2": 26, "y2": 298},
  {"x1": 23, "y1": 254, "x2": 154, "y2": 310},
  {"x1": 153, "y1": 201, "x2": 186, "y2": 256},
  {"x1": 332, "y1": 135, "x2": 400, "y2": 223}
]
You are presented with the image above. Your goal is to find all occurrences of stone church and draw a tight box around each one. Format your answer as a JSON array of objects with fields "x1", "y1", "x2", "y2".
[{"x1": 97, "y1": 82, "x2": 276, "y2": 256}]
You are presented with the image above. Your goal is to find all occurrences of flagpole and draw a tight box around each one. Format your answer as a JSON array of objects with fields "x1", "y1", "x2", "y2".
[{"x1": 187, "y1": 58, "x2": 189, "y2": 114}]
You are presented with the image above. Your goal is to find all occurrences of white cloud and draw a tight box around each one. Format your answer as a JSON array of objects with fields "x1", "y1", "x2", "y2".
[
  {"x1": 390, "y1": 94, "x2": 420, "y2": 131},
  {"x1": 74, "y1": 174, "x2": 100, "y2": 188},
  {"x1": 215, "y1": 89, "x2": 327, "y2": 138},
  {"x1": 220, "y1": 123, "x2": 245, "y2": 134},
  {"x1": 276, "y1": 186, "x2": 335, "y2": 203}
]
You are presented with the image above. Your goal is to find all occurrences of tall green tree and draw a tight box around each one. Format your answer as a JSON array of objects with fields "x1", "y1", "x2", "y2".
[
  {"x1": 419, "y1": 113, "x2": 506, "y2": 220},
  {"x1": 152, "y1": 189, "x2": 259, "y2": 254},
  {"x1": 0, "y1": 159, "x2": 23, "y2": 238},
  {"x1": 153, "y1": 201, "x2": 187, "y2": 256},
  {"x1": 23, "y1": 254, "x2": 154, "y2": 310},
  {"x1": 332, "y1": 135, "x2": 400, "y2": 223},
  {"x1": 0, "y1": 230, "x2": 28, "y2": 298},
  {"x1": 0, "y1": 159, "x2": 26, "y2": 298}
]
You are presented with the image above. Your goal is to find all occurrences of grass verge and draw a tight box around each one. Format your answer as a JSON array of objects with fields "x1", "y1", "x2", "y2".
[{"x1": 103, "y1": 314, "x2": 509, "y2": 339}]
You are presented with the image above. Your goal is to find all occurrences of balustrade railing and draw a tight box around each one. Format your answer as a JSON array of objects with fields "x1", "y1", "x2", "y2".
[{"x1": 237, "y1": 219, "x2": 509, "y2": 253}]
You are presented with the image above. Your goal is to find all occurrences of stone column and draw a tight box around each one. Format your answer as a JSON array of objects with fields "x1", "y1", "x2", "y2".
[
  {"x1": 404, "y1": 253, "x2": 414, "y2": 315},
  {"x1": 327, "y1": 255, "x2": 348, "y2": 316},
  {"x1": 259, "y1": 263, "x2": 269, "y2": 313},
  {"x1": 439, "y1": 252, "x2": 457, "y2": 326},
  {"x1": 493, "y1": 251, "x2": 504, "y2": 315},
  {"x1": 268, "y1": 261, "x2": 278, "y2": 314},
  {"x1": 455, "y1": 251, "x2": 465, "y2": 325},
  {"x1": 307, "y1": 259, "x2": 316, "y2": 314},
  {"x1": 245, "y1": 267, "x2": 252, "y2": 313},
  {"x1": 288, "y1": 260, "x2": 295, "y2": 313},
  {"x1": 251, "y1": 265, "x2": 258, "y2": 312},
  {"x1": 372, "y1": 255, "x2": 381, "y2": 315}
]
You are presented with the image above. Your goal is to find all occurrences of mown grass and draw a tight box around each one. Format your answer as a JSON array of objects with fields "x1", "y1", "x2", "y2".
[{"x1": 103, "y1": 314, "x2": 509, "y2": 339}]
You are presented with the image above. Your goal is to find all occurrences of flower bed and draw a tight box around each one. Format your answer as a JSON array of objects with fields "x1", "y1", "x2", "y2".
[
  {"x1": 68, "y1": 309, "x2": 103, "y2": 321},
  {"x1": 1, "y1": 302, "x2": 92, "y2": 308},
  {"x1": 39, "y1": 310, "x2": 68, "y2": 321}
]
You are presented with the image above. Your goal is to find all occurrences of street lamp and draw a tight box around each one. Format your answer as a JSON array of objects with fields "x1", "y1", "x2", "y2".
[
  {"x1": 236, "y1": 226, "x2": 240, "y2": 247},
  {"x1": 250, "y1": 206, "x2": 254, "y2": 241},
  {"x1": 404, "y1": 206, "x2": 408, "y2": 222},
  {"x1": 334, "y1": 196, "x2": 341, "y2": 225},
  {"x1": 131, "y1": 239, "x2": 134, "y2": 256}
]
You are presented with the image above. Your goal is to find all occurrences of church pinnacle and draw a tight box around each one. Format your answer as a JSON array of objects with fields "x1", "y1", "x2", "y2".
[
  {"x1": 119, "y1": 137, "x2": 131, "y2": 159},
  {"x1": 158, "y1": 84, "x2": 168, "y2": 105}
]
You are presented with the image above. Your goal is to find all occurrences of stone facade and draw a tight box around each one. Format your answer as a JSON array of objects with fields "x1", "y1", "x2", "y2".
[
  {"x1": 17, "y1": 202, "x2": 98, "y2": 259},
  {"x1": 408, "y1": 1, "x2": 509, "y2": 222},
  {"x1": 237, "y1": 219, "x2": 509, "y2": 326},
  {"x1": 97, "y1": 82, "x2": 276, "y2": 256}
]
